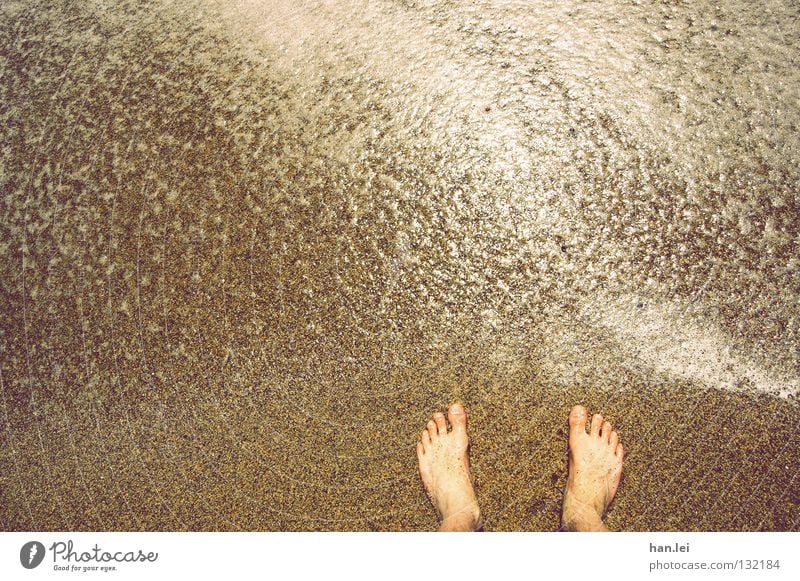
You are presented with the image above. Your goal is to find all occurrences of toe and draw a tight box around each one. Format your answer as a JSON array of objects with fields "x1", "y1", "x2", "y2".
[
  {"x1": 568, "y1": 405, "x2": 588, "y2": 438},
  {"x1": 421, "y1": 429, "x2": 431, "y2": 448},
  {"x1": 433, "y1": 412, "x2": 447, "y2": 435},
  {"x1": 609, "y1": 431, "x2": 619, "y2": 448},
  {"x1": 590, "y1": 413, "x2": 603, "y2": 437},
  {"x1": 427, "y1": 420, "x2": 438, "y2": 440},
  {"x1": 615, "y1": 442, "x2": 624, "y2": 458},
  {"x1": 416, "y1": 442, "x2": 424, "y2": 460},
  {"x1": 448, "y1": 403, "x2": 467, "y2": 433},
  {"x1": 602, "y1": 420, "x2": 613, "y2": 442}
]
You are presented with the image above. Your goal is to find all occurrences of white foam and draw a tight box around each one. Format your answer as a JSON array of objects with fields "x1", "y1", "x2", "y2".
[{"x1": 585, "y1": 296, "x2": 799, "y2": 399}]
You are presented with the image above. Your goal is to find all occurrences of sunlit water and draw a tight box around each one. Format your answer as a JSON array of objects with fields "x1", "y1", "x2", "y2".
[{"x1": 211, "y1": 0, "x2": 799, "y2": 396}]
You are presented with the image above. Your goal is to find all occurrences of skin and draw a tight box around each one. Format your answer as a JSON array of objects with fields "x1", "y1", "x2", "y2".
[
  {"x1": 416, "y1": 403, "x2": 624, "y2": 532},
  {"x1": 416, "y1": 403, "x2": 482, "y2": 532},
  {"x1": 561, "y1": 405, "x2": 624, "y2": 532}
]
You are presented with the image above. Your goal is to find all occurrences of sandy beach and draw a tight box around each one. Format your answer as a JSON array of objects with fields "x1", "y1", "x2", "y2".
[{"x1": 1, "y1": 0, "x2": 798, "y2": 530}]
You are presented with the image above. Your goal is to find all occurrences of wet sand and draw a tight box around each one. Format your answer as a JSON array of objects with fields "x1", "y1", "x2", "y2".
[{"x1": 1, "y1": 0, "x2": 798, "y2": 530}]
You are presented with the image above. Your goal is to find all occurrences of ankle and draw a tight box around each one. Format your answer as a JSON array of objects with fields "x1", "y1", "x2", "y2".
[
  {"x1": 562, "y1": 506, "x2": 607, "y2": 532},
  {"x1": 438, "y1": 503, "x2": 482, "y2": 532}
]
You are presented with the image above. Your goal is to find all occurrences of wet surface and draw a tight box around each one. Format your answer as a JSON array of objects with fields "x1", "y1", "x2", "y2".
[{"x1": 1, "y1": 0, "x2": 798, "y2": 530}]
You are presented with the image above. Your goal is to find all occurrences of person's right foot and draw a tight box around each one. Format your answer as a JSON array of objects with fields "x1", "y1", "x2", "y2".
[{"x1": 562, "y1": 405, "x2": 624, "y2": 531}]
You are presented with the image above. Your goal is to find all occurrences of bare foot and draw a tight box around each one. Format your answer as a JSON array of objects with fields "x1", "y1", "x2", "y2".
[
  {"x1": 416, "y1": 403, "x2": 482, "y2": 531},
  {"x1": 562, "y1": 405, "x2": 624, "y2": 531}
]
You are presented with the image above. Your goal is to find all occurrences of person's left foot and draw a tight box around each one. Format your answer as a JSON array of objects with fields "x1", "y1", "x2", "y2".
[{"x1": 417, "y1": 403, "x2": 482, "y2": 531}]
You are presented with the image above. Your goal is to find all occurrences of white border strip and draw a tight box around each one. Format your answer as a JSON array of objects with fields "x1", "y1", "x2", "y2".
[{"x1": 1, "y1": 532, "x2": 798, "y2": 580}]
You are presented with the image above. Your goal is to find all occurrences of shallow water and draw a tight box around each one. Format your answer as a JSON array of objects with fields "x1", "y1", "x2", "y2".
[
  {"x1": 1, "y1": 0, "x2": 798, "y2": 530},
  {"x1": 208, "y1": 0, "x2": 800, "y2": 396}
]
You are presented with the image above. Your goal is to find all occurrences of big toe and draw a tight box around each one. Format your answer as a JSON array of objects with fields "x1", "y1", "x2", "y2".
[
  {"x1": 448, "y1": 403, "x2": 467, "y2": 433},
  {"x1": 568, "y1": 405, "x2": 588, "y2": 440}
]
